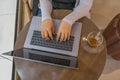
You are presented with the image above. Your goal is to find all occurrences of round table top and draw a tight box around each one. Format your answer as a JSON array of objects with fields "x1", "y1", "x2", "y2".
[{"x1": 15, "y1": 17, "x2": 107, "y2": 80}]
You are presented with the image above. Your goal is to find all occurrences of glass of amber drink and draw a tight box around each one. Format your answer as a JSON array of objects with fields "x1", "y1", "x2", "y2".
[{"x1": 82, "y1": 31, "x2": 104, "y2": 53}]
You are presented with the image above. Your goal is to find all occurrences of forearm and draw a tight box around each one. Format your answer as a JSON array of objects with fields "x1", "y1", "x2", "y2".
[
  {"x1": 39, "y1": 0, "x2": 52, "y2": 21},
  {"x1": 63, "y1": 0, "x2": 93, "y2": 25}
]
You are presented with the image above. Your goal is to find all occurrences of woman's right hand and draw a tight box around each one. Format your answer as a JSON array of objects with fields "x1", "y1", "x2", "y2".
[{"x1": 41, "y1": 19, "x2": 55, "y2": 40}]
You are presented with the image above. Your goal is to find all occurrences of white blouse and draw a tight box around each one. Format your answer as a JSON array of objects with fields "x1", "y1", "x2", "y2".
[{"x1": 39, "y1": 0, "x2": 93, "y2": 25}]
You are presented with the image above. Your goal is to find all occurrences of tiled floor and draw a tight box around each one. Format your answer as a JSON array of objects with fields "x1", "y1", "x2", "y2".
[
  {"x1": 0, "y1": 15, "x2": 16, "y2": 53},
  {"x1": 0, "y1": 56, "x2": 13, "y2": 80},
  {"x1": 98, "y1": 55, "x2": 120, "y2": 80},
  {"x1": 0, "y1": 0, "x2": 16, "y2": 15},
  {"x1": 0, "y1": 0, "x2": 17, "y2": 80},
  {"x1": 91, "y1": 0, "x2": 120, "y2": 30}
]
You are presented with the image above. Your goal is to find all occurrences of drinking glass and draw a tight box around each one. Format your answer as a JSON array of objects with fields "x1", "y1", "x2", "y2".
[{"x1": 81, "y1": 31, "x2": 105, "y2": 53}]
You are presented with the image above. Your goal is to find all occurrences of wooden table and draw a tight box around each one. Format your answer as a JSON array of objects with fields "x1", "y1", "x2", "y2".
[{"x1": 14, "y1": 11, "x2": 107, "y2": 80}]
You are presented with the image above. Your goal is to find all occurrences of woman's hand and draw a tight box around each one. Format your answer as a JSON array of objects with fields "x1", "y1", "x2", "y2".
[
  {"x1": 41, "y1": 19, "x2": 55, "y2": 40},
  {"x1": 57, "y1": 21, "x2": 72, "y2": 41}
]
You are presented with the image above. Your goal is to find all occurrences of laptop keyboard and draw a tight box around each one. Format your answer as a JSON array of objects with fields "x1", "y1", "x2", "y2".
[{"x1": 30, "y1": 30, "x2": 74, "y2": 51}]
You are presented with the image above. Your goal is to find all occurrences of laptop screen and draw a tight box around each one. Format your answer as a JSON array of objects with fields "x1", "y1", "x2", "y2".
[
  {"x1": 29, "y1": 53, "x2": 70, "y2": 66},
  {"x1": 3, "y1": 48, "x2": 78, "y2": 69}
]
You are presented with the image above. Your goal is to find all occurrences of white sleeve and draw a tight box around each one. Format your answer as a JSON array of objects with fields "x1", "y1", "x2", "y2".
[
  {"x1": 39, "y1": 0, "x2": 52, "y2": 21},
  {"x1": 63, "y1": 0, "x2": 93, "y2": 26}
]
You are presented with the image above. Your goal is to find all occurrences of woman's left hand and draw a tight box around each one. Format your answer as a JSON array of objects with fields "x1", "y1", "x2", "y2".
[{"x1": 57, "y1": 21, "x2": 72, "y2": 41}]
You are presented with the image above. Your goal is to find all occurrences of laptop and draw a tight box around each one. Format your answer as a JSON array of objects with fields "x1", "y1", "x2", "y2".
[{"x1": 24, "y1": 16, "x2": 82, "y2": 57}]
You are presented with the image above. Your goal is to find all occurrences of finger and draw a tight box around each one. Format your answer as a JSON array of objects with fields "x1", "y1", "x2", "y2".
[
  {"x1": 67, "y1": 33, "x2": 70, "y2": 40},
  {"x1": 47, "y1": 30, "x2": 53, "y2": 40},
  {"x1": 60, "y1": 33, "x2": 65, "y2": 42},
  {"x1": 57, "y1": 32, "x2": 61, "y2": 41},
  {"x1": 52, "y1": 26, "x2": 55, "y2": 33},
  {"x1": 44, "y1": 30, "x2": 49, "y2": 40},
  {"x1": 63, "y1": 33, "x2": 68, "y2": 41}
]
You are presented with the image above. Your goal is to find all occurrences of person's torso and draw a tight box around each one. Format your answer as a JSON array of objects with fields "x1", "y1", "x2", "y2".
[{"x1": 52, "y1": 0, "x2": 77, "y2": 10}]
